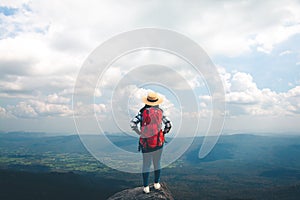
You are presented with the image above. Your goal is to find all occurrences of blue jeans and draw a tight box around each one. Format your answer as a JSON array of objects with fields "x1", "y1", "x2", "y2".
[{"x1": 142, "y1": 148, "x2": 163, "y2": 187}]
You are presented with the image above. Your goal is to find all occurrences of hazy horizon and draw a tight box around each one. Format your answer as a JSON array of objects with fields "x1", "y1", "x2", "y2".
[{"x1": 1, "y1": 130, "x2": 299, "y2": 138}]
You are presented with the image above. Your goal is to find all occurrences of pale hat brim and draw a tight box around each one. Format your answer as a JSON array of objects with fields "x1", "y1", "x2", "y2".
[{"x1": 142, "y1": 95, "x2": 163, "y2": 106}]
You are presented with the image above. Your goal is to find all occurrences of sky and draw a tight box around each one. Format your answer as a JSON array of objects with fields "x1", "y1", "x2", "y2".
[{"x1": 0, "y1": 0, "x2": 300, "y2": 135}]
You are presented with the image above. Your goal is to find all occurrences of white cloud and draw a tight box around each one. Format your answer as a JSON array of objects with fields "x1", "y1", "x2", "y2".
[
  {"x1": 227, "y1": 92, "x2": 258, "y2": 105},
  {"x1": 192, "y1": 96, "x2": 213, "y2": 118},
  {"x1": 2, "y1": 0, "x2": 299, "y2": 83},
  {"x1": 103, "y1": 50, "x2": 205, "y2": 91},
  {"x1": 73, "y1": 102, "x2": 106, "y2": 117},
  {"x1": 217, "y1": 66, "x2": 232, "y2": 92},
  {"x1": 185, "y1": 0, "x2": 300, "y2": 56},
  {"x1": 1, "y1": 0, "x2": 300, "y2": 100},
  {"x1": 218, "y1": 68, "x2": 300, "y2": 116},
  {"x1": 0, "y1": 34, "x2": 83, "y2": 76},
  {"x1": 0, "y1": 106, "x2": 7, "y2": 118},
  {"x1": 47, "y1": 93, "x2": 70, "y2": 104},
  {"x1": 230, "y1": 72, "x2": 258, "y2": 93},
  {"x1": 8, "y1": 101, "x2": 38, "y2": 118},
  {"x1": 0, "y1": 78, "x2": 23, "y2": 93},
  {"x1": 0, "y1": 0, "x2": 29, "y2": 7},
  {"x1": 7, "y1": 99, "x2": 73, "y2": 118},
  {"x1": 0, "y1": 75, "x2": 76, "y2": 99},
  {"x1": 1, "y1": 0, "x2": 300, "y2": 133},
  {"x1": 279, "y1": 50, "x2": 292, "y2": 56},
  {"x1": 283, "y1": 86, "x2": 300, "y2": 114},
  {"x1": 100, "y1": 67, "x2": 123, "y2": 89},
  {"x1": 30, "y1": 100, "x2": 71, "y2": 116},
  {"x1": 94, "y1": 103, "x2": 106, "y2": 114}
]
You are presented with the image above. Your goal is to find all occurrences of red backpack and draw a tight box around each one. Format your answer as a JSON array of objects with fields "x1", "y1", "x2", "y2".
[{"x1": 139, "y1": 107, "x2": 164, "y2": 150}]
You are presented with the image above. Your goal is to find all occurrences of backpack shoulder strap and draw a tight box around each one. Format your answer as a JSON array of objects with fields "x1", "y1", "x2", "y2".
[{"x1": 139, "y1": 105, "x2": 149, "y2": 113}]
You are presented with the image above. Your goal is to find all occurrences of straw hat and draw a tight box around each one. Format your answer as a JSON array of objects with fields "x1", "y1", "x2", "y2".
[{"x1": 142, "y1": 91, "x2": 163, "y2": 106}]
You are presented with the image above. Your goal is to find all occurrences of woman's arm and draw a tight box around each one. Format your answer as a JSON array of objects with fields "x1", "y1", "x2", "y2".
[{"x1": 162, "y1": 115, "x2": 172, "y2": 134}]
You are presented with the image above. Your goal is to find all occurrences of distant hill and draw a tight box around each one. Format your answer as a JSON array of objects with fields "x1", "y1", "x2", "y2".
[
  {"x1": 0, "y1": 133, "x2": 87, "y2": 153},
  {"x1": 1, "y1": 132, "x2": 300, "y2": 199},
  {"x1": 0, "y1": 169, "x2": 130, "y2": 200}
]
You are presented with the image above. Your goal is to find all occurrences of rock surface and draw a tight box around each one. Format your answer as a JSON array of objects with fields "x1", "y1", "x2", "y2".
[{"x1": 107, "y1": 182, "x2": 174, "y2": 200}]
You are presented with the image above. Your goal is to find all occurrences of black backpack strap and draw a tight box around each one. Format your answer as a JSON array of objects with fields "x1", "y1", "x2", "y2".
[{"x1": 157, "y1": 130, "x2": 160, "y2": 146}]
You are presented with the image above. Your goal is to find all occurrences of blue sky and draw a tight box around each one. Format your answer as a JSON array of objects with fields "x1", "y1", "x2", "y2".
[
  {"x1": 214, "y1": 34, "x2": 300, "y2": 92},
  {"x1": 0, "y1": 0, "x2": 299, "y2": 135},
  {"x1": 0, "y1": 6, "x2": 18, "y2": 16}
]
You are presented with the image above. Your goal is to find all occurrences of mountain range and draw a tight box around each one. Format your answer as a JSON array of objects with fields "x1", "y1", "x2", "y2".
[{"x1": 0, "y1": 132, "x2": 300, "y2": 199}]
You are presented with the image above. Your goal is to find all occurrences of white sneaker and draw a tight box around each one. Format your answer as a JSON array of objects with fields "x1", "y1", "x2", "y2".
[
  {"x1": 154, "y1": 182, "x2": 161, "y2": 190},
  {"x1": 143, "y1": 186, "x2": 150, "y2": 194}
]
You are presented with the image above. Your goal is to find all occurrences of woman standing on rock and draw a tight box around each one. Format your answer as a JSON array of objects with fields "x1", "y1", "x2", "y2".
[{"x1": 130, "y1": 91, "x2": 172, "y2": 194}]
